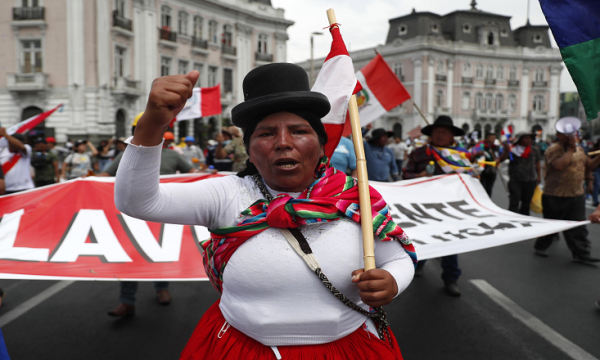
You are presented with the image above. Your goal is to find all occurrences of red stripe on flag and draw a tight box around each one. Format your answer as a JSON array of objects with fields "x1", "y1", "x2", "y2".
[
  {"x1": 324, "y1": 27, "x2": 350, "y2": 62},
  {"x1": 16, "y1": 104, "x2": 63, "y2": 134},
  {"x1": 360, "y1": 54, "x2": 411, "y2": 110},
  {"x1": 201, "y1": 84, "x2": 222, "y2": 117}
]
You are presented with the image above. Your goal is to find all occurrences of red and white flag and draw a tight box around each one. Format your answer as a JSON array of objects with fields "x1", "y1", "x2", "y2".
[
  {"x1": 311, "y1": 26, "x2": 362, "y2": 159},
  {"x1": 0, "y1": 104, "x2": 62, "y2": 148},
  {"x1": 501, "y1": 125, "x2": 514, "y2": 140},
  {"x1": 355, "y1": 54, "x2": 411, "y2": 127},
  {"x1": 176, "y1": 85, "x2": 221, "y2": 121}
]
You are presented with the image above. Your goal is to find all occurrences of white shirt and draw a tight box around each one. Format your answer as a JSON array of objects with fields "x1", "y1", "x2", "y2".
[
  {"x1": 388, "y1": 142, "x2": 407, "y2": 160},
  {"x1": 0, "y1": 145, "x2": 34, "y2": 192},
  {"x1": 114, "y1": 140, "x2": 414, "y2": 346}
]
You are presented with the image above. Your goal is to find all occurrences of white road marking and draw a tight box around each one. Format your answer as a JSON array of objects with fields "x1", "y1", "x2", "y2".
[
  {"x1": 471, "y1": 279, "x2": 599, "y2": 360},
  {"x1": 0, "y1": 281, "x2": 75, "y2": 328}
]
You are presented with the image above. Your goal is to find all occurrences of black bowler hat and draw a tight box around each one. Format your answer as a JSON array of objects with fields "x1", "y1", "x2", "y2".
[
  {"x1": 231, "y1": 63, "x2": 331, "y2": 128},
  {"x1": 421, "y1": 115, "x2": 464, "y2": 136},
  {"x1": 370, "y1": 128, "x2": 395, "y2": 141}
]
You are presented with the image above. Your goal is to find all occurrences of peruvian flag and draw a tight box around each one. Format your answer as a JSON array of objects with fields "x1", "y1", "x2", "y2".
[
  {"x1": 176, "y1": 84, "x2": 221, "y2": 121},
  {"x1": 311, "y1": 25, "x2": 362, "y2": 159},
  {"x1": 355, "y1": 54, "x2": 411, "y2": 127},
  {"x1": 501, "y1": 125, "x2": 514, "y2": 140},
  {"x1": 0, "y1": 103, "x2": 62, "y2": 148}
]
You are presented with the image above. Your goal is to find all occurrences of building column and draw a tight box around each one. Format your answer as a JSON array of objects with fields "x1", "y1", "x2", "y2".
[
  {"x1": 411, "y1": 56, "x2": 423, "y2": 133},
  {"x1": 275, "y1": 32, "x2": 288, "y2": 63},
  {"x1": 67, "y1": 0, "x2": 86, "y2": 129},
  {"x1": 446, "y1": 60, "x2": 454, "y2": 114},
  {"x1": 97, "y1": 0, "x2": 111, "y2": 135},
  {"x1": 427, "y1": 57, "x2": 435, "y2": 122},
  {"x1": 235, "y1": 23, "x2": 254, "y2": 110},
  {"x1": 520, "y1": 66, "x2": 530, "y2": 132},
  {"x1": 549, "y1": 64, "x2": 561, "y2": 125}
]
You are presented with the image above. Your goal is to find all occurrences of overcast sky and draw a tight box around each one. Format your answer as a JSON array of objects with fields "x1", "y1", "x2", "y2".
[{"x1": 271, "y1": 0, "x2": 577, "y2": 92}]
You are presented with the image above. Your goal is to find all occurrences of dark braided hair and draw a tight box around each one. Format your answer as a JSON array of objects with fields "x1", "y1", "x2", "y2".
[{"x1": 236, "y1": 109, "x2": 328, "y2": 178}]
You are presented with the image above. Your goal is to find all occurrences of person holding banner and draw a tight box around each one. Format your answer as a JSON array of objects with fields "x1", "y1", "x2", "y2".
[
  {"x1": 115, "y1": 64, "x2": 416, "y2": 359},
  {"x1": 402, "y1": 115, "x2": 467, "y2": 297},
  {"x1": 0, "y1": 130, "x2": 35, "y2": 194}
]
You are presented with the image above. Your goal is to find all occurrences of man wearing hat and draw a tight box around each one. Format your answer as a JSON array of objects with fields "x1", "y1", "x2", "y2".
[
  {"x1": 0, "y1": 128, "x2": 35, "y2": 194},
  {"x1": 534, "y1": 117, "x2": 600, "y2": 263},
  {"x1": 496, "y1": 132, "x2": 541, "y2": 215},
  {"x1": 403, "y1": 115, "x2": 466, "y2": 297},
  {"x1": 363, "y1": 127, "x2": 399, "y2": 182},
  {"x1": 181, "y1": 135, "x2": 205, "y2": 170}
]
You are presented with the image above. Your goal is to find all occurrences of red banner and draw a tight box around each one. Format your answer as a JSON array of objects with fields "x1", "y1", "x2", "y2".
[{"x1": 0, "y1": 174, "x2": 225, "y2": 281}]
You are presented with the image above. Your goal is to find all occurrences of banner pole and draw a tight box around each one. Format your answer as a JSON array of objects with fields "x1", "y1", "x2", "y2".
[
  {"x1": 326, "y1": 8, "x2": 376, "y2": 271},
  {"x1": 411, "y1": 99, "x2": 430, "y2": 125}
]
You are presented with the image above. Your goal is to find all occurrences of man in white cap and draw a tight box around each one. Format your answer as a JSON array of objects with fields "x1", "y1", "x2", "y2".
[{"x1": 534, "y1": 117, "x2": 600, "y2": 263}]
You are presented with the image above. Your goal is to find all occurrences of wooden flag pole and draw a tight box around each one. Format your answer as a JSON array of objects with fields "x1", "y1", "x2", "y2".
[
  {"x1": 411, "y1": 99, "x2": 430, "y2": 125},
  {"x1": 326, "y1": 8, "x2": 376, "y2": 271}
]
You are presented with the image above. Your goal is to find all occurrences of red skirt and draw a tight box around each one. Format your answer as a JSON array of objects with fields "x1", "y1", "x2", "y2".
[{"x1": 180, "y1": 300, "x2": 404, "y2": 360}]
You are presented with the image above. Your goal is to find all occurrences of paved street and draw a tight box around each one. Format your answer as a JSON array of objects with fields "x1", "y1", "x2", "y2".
[{"x1": 1, "y1": 179, "x2": 599, "y2": 360}]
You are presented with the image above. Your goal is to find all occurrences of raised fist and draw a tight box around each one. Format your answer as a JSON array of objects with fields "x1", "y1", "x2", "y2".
[{"x1": 141, "y1": 71, "x2": 200, "y2": 127}]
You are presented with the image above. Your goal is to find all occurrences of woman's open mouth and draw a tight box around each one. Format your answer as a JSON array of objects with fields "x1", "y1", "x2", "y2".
[{"x1": 275, "y1": 159, "x2": 299, "y2": 169}]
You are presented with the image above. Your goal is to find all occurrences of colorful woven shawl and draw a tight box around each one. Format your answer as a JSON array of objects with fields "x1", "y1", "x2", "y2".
[
  {"x1": 427, "y1": 144, "x2": 476, "y2": 175},
  {"x1": 201, "y1": 158, "x2": 417, "y2": 293}
]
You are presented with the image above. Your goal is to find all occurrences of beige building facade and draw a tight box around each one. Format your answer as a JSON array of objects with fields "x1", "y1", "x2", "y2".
[
  {"x1": 299, "y1": 3, "x2": 563, "y2": 140},
  {"x1": 0, "y1": 0, "x2": 292, "y2": 144}
]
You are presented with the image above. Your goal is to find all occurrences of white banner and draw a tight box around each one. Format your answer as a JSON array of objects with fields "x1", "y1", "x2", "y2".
[
  {"x1": 371, "y1": 174, "x2": 588, "y2": 260},
  {"x1": 176, "y1": 88, "x2": 201, "y2": 121}
]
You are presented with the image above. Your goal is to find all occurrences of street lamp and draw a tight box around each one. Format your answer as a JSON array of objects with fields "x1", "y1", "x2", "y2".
[{"x1": 310, "y1": 32, "x2": 323, "y2": 86}]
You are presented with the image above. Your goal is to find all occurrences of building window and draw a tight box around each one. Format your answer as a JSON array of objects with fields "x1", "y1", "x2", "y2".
[
  {"x1": 509, "y1": 95, "x2": 517, "y2": 113},
  {"x1": 161, "y1": 57, "x2": 171, "y2": 77},
  {"x1": 223, "y1": 68, "x2": 233, "y2": 93},
  {"x1": 487, "y1": 32, "x2": 494, "y2": 45},
  {"x1": 463, "y1": 23, "x2": 471, "y2": 33},
  {"x1": 486, "y1": 66, "x2": 494, "y2": 79},
  {"x1": 533, "y1": 34, "x2": 543, "y2": 43},
  {"x1": 208, "y1": 66, "x2": 218, "y2": 87},
  {"x1": 462, "y1": 92, "x2": 470, "y2": 110},
  {"x1": 222, "y1": 24, "x2": 233, "y2": 46},
  {"x1": 485, "y1": 93, "x2": 494, "y2": 109},
  {"x1": 209, "y1": 20, "x2": 218, "y2": 44},
  {"x1": 497, "y1": 66, "x2": 504, "y2": 80},
  {"x1": 114, "y1": 46, "x2": 126, "y2": 77},
  {"x1": 115, "y1": 0, "x2": 126, "y2": 16},
  {"x1": 495, "y1": 94, "x2": 504, "y2": 110},
  {"x1": 193, "y1": 16, "x2": 203, "y2": 38},
  {"x1": 436, "y1": 89, "x2": 444, "y2": 107},
  {"x1": 509, "y1": 67, "x2": 517, "y2": 80},
  {"x1": 535, "y1": 68, "x2": 544, "y2": 82},
  {"x1": 475, "y1": 93, "x2": 483, "y2": 109},
  {"x1": 431, "y1": 24, "x2": 439, "y2": 33},
  {"x1": 437, "y1": 61, "x2": 444, "y2": 74},
  {"x1": 476, "y1": 64, "x2": 483, "y2": 79},
  {"x1": 533, "y1": 95, "x2": 544, "y2": 111},
  {"x1": 193, "y1": 63, "x2": 203, "y2": 87},
  {"x1": 394, "y1": 62, "x2": 403, "y2": 79},
  {"x1": 178, "y1": 60, "x2": 188, "y2": 75},
  {"x1": 161, "y1": 5, "x2": 171, "y2": 28},
  {"x1": 21, "y1": 39, "x2": 42, "y2": 73},
  {"x1": 398, "y1": 24, "x2": 407, "y2": 36},
  {"x1": 258, "y1": 34, "x2": 269, "y2": 54},
  {"x1": 463, "y1": 63, "x2": 471, "y2": 77},
  {"x1": 178, "y1": 11, "x2": 189, "y2": 35}
]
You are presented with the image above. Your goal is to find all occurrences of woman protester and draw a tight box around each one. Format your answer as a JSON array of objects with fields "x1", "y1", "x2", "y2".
[{"x1": 115, "y1": 63, "x2": 416, "y2": 359}]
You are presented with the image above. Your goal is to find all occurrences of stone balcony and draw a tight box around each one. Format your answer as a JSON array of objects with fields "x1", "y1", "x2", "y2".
[
  {"x1": 7, "y1": 73, "x2": 48, "y2": 92},
  {"x1": 484, "y1": 78, "x2": 496, "y2": 86},
  {"x1": 508, "y1": 79, "x2": 520, "y2": 87},
  {"x1": 474, "y1": 108, "x2": 509, "y2": 120},
  {"x1": 532, "y1": 81, "x2": 548, "y2": 88},
  {"x1": 255, "y1": 52, "x2": 273, "y2": 62},
  {"x1": 112, "y1": 77, "x2": 143, "y2": 97},
  {"x1": 222, "y1": 44, "x2": 237, "y2": 60},
  {"x1": 529, "y1": 110, "x2": 548, "y2": 121},
  {"x1": 13, "y1": 7, "x2": 44, "y2": 20},
  {"x1": 462, "y1": 77, "x2": 473, "y2": 85},
  {"x1": 159, "y1": 28, "x2": 177, "y2": 48},
  {"x1": 434, "y1": 107, "x2": 451, "y2": 117},
  {"x1": 435, "y1": 74, "x2": 447, "y2": 82}
]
